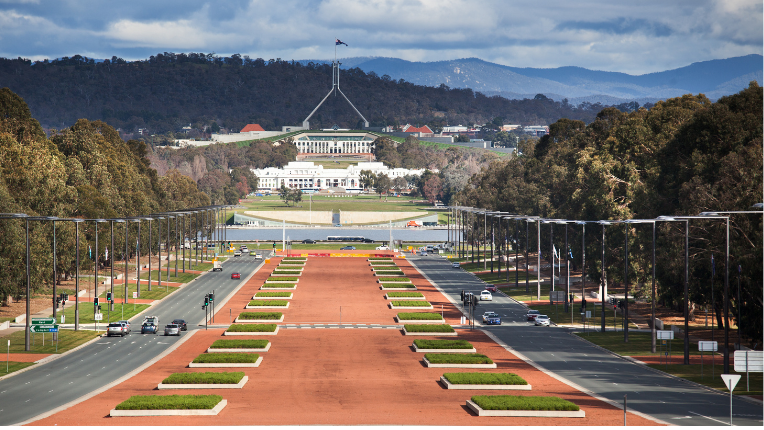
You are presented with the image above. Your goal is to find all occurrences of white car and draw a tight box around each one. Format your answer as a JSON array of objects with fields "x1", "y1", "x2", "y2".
[
  {"x1": 254, "y1": 253, "x2": 262, "y2": 260},
  {"x1": 535, "y1": 315, "x2": 551, "y2": 326},
  {"x1": 241, "y1": 246, "x2": 249, "y2": 253},
  {"x1": 234, "y1": 250, "x2": 242, "y2": 257},
  {"x1": 376, "y1": 245, "x2": 389, "y2": 250},
  {"x1": 479, "y1": 290, "x2": 492, "y2": 301}
]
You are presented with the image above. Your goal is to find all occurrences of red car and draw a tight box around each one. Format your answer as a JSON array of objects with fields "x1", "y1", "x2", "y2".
[
  {"x1": 526, "y1": 310, "x2": 541, "y2": 321},
  {"x1": 231, "y1": 272, "x2": 241, "y2": 279},
  {"x1": 484, "y1": 284, "x2": 498, "y2": 293}
]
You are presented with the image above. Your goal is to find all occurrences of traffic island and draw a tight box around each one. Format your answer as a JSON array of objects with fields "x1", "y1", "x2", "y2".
[
  {"x1": 440, "y1": 373, "x2": 531, "y2": 390},
  {"x1": 412, "y1": 339, "x2": 476, "y2": 353},
  {"x1": 245, "y1": 300, "x2": 290, "y2": 309},
  {"x1": 395, "y1": 312, "x2": 445, "y2": 324},
  {"x1": 373, "y1": 271, "x2": 405, "y2": 277},
  {"x1": 188, "y1": 353, "x2": 262, "y2": 368},
  {"x1": 235, "y1": 311, "x2": 284, "y2": 322},
  {"x1": 110, "y1": 394, "x2": 226, "y2": 416},
  {"x1": 224, "y1": 324, "x2": 279, "y2": 336},
  {"x1": 254, "y1": 292, "x2": 293, "y2": 299},
  {"x1": 389, "y1": 300, "x2": 433, "y2": 310},
  {"x1": 376, "y1": 277, "x2": 411, "y2": 284},
  {"x1": 423, "y1": 353, "x2": 496, "y2": 368},
  {"x1": 207, "y1": 339, "x2": 271, "y2": 352},
  {"x1": 157, "y1": 372, "x2": 248, "y2": 389},
  {"x1": 465, "y1": 395, "x2": 584, "y2": 417},
  {"x1": 402, "y1": 324, "x2": 457, "y2": 336}
]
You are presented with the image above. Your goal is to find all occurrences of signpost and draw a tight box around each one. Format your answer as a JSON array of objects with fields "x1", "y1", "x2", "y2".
[
  {"x1": 657, "y1": 330, "x2": 674, "y2": 367},
  {"x1": 720, "y1": 374, "x2": 741, "y2": 425},
  {"x1": 734, "y1": 350, "x2": 763, "y2": 392},
  {"x1": 31, "y1": 318, "x2": 55, "y2": 325},
  {"x1": 698, "y1": 341, "x2": 718, "y2": 379}
]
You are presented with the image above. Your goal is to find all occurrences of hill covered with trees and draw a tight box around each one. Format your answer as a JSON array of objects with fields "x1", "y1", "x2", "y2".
[{"x1": 0, "y1": 53, "x2": 610, "y2": 135}]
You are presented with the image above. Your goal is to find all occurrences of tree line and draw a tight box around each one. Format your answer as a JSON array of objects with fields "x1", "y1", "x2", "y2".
[{"x1": 455, "y1": 83, "x2": 763, "y2": 344}]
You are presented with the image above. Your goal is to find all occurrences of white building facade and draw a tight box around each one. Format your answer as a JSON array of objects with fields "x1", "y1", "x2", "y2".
[
  {"x1": 252, "y1": 161, "x2": 430, "y2": 193},
  {"x1": 291, "y1": 132, "x2": 376, "y2": 154}
]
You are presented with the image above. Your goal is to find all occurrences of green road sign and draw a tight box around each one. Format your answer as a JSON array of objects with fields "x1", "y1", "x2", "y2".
[
  {"x1": 31, "y1": 318, "x2": 55, "y2": 325},
  {"x1": 30, "y1": 324, "x2": 59, "y2": 333}
]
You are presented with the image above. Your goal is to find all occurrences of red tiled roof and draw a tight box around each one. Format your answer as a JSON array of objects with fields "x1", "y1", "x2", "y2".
[
  {"x1": 241, "y1": 124, "x2": 265, "y2": 132},
  {"x1": 403, "y1": 125, "x2": 433, "y2": 134}
]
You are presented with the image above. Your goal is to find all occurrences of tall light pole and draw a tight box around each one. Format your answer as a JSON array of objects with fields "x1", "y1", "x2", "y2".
[
  {"x1": 598, "y1": 221, "x2": 611, "y2": 332},
  {"x1": 0, "y1": 214, "x2": 30, "y2": 347},
  {"x1": 657, "y1": 216, "x2": 691, "y2": 364}
]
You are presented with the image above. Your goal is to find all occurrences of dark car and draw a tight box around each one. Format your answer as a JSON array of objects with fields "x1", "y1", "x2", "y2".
[
  {"x1": 362, "y1": 238, "x2": 375, "y2": 243},
  {"x1": 484, "y1": 284, "x2": 498, "y2": 293},
  {"x1": 231, "y1": 272, "x2": 241, "y2": 279},
  {"x1": 141, "y1": 323, "x2": 158, "y2": 334},
  {"x1": 340, "y1": 246, "x2": 356, "y2": 250},
  {"x1": 482, "y1": 311, "x2": 502, "y2": 325},
  {"x1": 302, "y1": 239, "x2": 316, "y2": 244},
  {"x1": 172, "y1": 319, "x2": 188, "y2": 331}
]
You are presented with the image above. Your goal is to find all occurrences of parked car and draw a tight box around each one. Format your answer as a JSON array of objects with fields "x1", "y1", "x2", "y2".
[
  {"x1": 376, "y1": 245, "x2": 390, "y2": 250},
  {"x1": 172, "y1": 319, "x2": 188, "y2": 331},
  {"x1": 479, "y1": 290, "x2": 493, "y2": 301},
  {"x1": 233, "y1": 250, "x2": 242, "y2": 257},
  {"x1": 340, "y1": 245, "x2": 356, "y2": 250},
  {"x1": 526, "y1": 310, "x2": 541, "y2": 321},
  {"x1": 141, "y1": 323, "x2": 158, "y2": 334},
  {"x1": 482, "y1": 312, "x2": 502, "y2": 325},
  {"x1": 302, "y1": 239, "x2": 316, "y2": 244},
  {"x1": 534, "y1": 315, "x2": 551, "y2": 326},
  {"x1": 107, "y1": 322, "x2": 127, "y2": 337},
  {"x1": 231, "y1": 272, "x2": 241, "y2": 279},
  {"x1": 484, "y1": 284, "x2": 498, "y2": 293},
  {"x1": 164, "y1": 323, "x2": 181, "y2": 336},
  {"x1": 452, "y1": 261, "x2": 460, "y2": 268}
]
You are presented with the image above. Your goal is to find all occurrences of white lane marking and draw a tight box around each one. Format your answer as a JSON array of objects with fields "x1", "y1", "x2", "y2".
[{"x1": 689, "y1": 411, "x2": 730, "y2": 425}]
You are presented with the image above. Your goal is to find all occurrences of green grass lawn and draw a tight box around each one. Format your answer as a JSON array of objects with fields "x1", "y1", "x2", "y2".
[
  {"x1": 115, "y1": 394, "x2": 223, "y2": 410},
  {"x1": 476, "y1": 270, "x2": 537, "y2": 285},
  {"x1": 240, "y1": 194, "x2": 434, "y2": 214},
  {"x1": 530, "y1": 302, "x2": 638, "y2": 329},
  {"x1": 0, "y1": 329, "x2": 100, "y2": 354},
  {"x1": 98, "y1": 282, "x2": 179, "y2": 301},
  {"x1": 0, "y1": 361, "x2": 36, "y2": 375},
  {"x1": 646, "y1": 363, "x2": 762, "y2": 395},
  {"x1": 140, "y1": 270, "x2": 199, "y2": 284},
  {"x1": 575, "y1": 331, "x2": 694, "y2": 357},
  {"x1": 52, "y1": 303, "x2": 151, "y2": 325}
]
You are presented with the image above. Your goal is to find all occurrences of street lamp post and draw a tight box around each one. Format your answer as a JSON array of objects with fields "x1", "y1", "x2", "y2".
[
  {"x1": 657, "y1": 216, "x2": 691, "y2": 364},
  {"x1": 598, "y1": 221, "x2": 611, "y2": 332}
]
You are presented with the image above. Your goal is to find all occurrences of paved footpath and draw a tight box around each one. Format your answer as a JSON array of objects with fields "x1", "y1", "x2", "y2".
[{"x1": 31, "y1": 251, "x2": 658, "y2": 426}]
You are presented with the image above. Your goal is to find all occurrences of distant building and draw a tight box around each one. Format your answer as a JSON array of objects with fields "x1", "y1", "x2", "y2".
[
  {"x1": 523, "y1": 126, "x2": 549, "y2": 137},
  {"x1": 401, "y1": 124, "x2": 434, "y2": 134},
  {"x1": 240, "y1": 124, "x2": 265, "y2": 133},
  {"x1": 290, "y1": 131, "x2": 377, "y2": 155}
]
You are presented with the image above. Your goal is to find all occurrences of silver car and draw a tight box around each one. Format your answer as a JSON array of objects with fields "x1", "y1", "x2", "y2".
[
  {"x1": 534, "y1": 315, "x2": 551, "y2": 326},
  {"x1": 164, "y1": 324, "x2": 181, "y2": 336},
  {"x1": 107, "y1": 322, "x2": 126, "y2": 337}
]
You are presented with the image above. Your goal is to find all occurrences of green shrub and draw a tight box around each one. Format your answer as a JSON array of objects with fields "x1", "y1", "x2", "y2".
[
  {"x1": 404, "y1": 324, "x2": 454, "y2": 333},
  {"x1": 471, "y1": 395, "x2": 579, "y2": 411},
  {"x1": 210, "y1": 339, "x2": 269, "y2": 349},
  {"x1": 255, "y1": 292, "x2": 292, "y2": 297},
  {"x1": 282, "y1": 257, "x2": 306, "y2": 261},
  {"x1": 376, "y1": 271, "x2": 404, "y2": 275},
  {"x1": 369, "y1": 257, "x2": 393, "y2": 261},
  {"x1": 192, "y1": 353, "x2": 259, "y2": 364},
  {"x1": 425, "y1": 353, "x2": 493, "y2": 364},
  {"x1": 162, "y1": 371, "x2": 245, "y2": 384},
  {"x1": 378, "y1": 277, "x2": 411, "y2": 282},
  {"x1": 381, "y1": 283, "x2": 416, "y2": 289},
  {"x1": 272, "y1": 270, "x2": 302, "y2": 275},
  {"x1": 239, "y1": 311, "x2": 283, "y2": 319},
  {"x1": 391, "y1": 300, "x2": 431, "y2": 307},
  {"x1": 261, "y1": 283, "x2": 297, "y2": 288},
  {"x1": 397, "y1": 312, "x2": 442, "y2": 320},
  {"x1": 115, "y1": 394, "x2": 223, "y2": 410},
  {"x1": 414, "y1": 339, "x2": 473, "y2": 349},
  {"x1": 387, "y1": 292, "x2": 424, "y2": 298},
  {"x1": 267, "y1": 277, "x2": 298, "y2": 282},
  {"x1": 247, "y1": 300, "x2": 288, "y2": 307},
  {"x1": 370, "y1": 262, "x2": 396, "y2": 266},
  {"x1": 226, "y1": 324, "x2": 277, "y2": 332},
  {"x1": 444, "y1": 372, "x2": 527, "y2": 385}
]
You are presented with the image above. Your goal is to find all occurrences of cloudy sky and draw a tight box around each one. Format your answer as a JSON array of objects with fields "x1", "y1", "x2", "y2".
[{"x1": 0, "y1": 0, "x2": 761, "y2": 75}]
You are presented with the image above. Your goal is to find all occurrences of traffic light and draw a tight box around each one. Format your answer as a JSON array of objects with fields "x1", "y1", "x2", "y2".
[
  {"x1": 472, "y1": 295, "x2": 479, "y2": 307},
  {"x1": 97, "y1": 305, "x2": 102, "y2": 312},
  {"x1": 106, "y1": 292, "x2": 113, "y2": 302},
  {"x1": 204, "y1": 295, "x2": 209, "y2": 306},
  {"x1": 617, "y1": 300, "x2": 623, "y2": 309},
  {"x1": 460, "y1": 290, "x2": 465, "y2": 301},
  {"x1": 208, "y1": 293, "x2": 214, "y2": 302},
  {"x1": 94, "y1": 297, "x2": 99, "y2": 306}
]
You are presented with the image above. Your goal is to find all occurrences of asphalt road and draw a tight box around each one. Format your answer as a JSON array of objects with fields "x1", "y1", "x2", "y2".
[
  {"x1": 409, "y1": 254, "x2": 763, "y2": 427},
  {"x1": 0, "y1": 252, "x2": 269, "y2": 425}
]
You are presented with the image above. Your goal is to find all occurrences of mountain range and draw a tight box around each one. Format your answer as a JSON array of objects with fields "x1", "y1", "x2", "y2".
[{"x1": 303, "y1": 54, "x2": 762, "y2": 105}]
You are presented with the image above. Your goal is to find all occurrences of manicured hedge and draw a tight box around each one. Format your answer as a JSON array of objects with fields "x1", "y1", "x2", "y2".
[
  {"x1": 378, "y1": 277, "x2": 411, "y2": 282},
  {"x1": 247, "y1": 300, "x2": 288, "y2": 307},
  {"x1": 210, "y1": 339, "x2": 270, "y2": 349},
  {"x1": 387, "y1": 292, "x2": 424, "y2": 298},
  {"x1": 369, "y1": 257, "x2": 393, "y2": 261},
  {"x1": 267, "y1": 277, "x2": 298, "y2": 281},
  {"x1": 192, "y1": 353, "x2": 260, "y2": 364},
  {"x1": 471, "y1": 395, "x2": 579, "y2": 411},
  {"x1": 391, "y1": 300, "x2": 432, "y2": 307},
  {"x1": 398, "y1": 312, "x2": 442, "y2": 320},
  {"x1": 162, "y1": 371, "x2": 245, "y2": 384},
  {"x1": 414, "y1": 339, "x2": 473, "y2": 349},
  {"x1": 261, "y1": 283, "x2": 297, "y2": 288},
  {"x1": 272, "y1": 270, "x2": 302, "y2": 275},
  {"x1": 115, "y1": 394, "x2": 223, "y2": 410},
  {"x1": 282, "y1": 257, "x2": 306, "y2": 261},
  {"x1": 404, "y1": 324, "x2": 454, "y2": 333},
  {"x1": 377, "y1": 271, "x2": 404, "y2": 275},
  {"x1": 425, "y1": 353, "x2": 493, "y2": 364},
  {"x1": 381, "y1": 283, "x2": 417, "y2": 289},
  {"x1": 239, "y1": 311, "x2": 283, "y2": 319},
  {"x1": 255, "y1": 292, "x2": 292, "y2": 297},
  {"x1": 444, "y1": 372, "x2": 527, "y2": 385},
  {"x1": 226, "y1": 324, "x2": 277, "y2": 332},
  {"x1": 370, "y1": 262, "x2": 396, "y2": 266}
]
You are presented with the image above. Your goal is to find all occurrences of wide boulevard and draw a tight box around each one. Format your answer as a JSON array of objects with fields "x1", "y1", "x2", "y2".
[
  {"x1": 0, "y1": 252, "x2": 268, "y2": 425},
  {"x1": 410, "y1": 254, "x2": 763, "y2": 427}
]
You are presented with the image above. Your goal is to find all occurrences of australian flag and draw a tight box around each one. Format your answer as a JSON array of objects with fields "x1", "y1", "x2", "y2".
[{"x1": 335, "y1": 39, "x2": 348, "y2": 46}]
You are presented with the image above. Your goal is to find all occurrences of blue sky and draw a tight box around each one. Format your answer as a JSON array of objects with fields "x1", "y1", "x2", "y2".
[{"x1": 0, "y1": 0, "x2": 761, "y2": 75}]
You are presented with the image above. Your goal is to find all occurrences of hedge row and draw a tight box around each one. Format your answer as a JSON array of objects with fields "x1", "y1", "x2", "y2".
[
  {"x1": 397, "y1": 312, "x2": 442, "y2": 320},
  {"x1": 444, "y1": 372, "x2": 527, "y2": 385},
  {"x1": 368, "y1": 257, "x2": 393, "y2": 261},
  {"x1": 247, "y1": 300, "x2": 288, "y2": 307},
  {"x1": 378, "y1": 277, "x2": 410, "y2": 282},
  {"x1": 387, "y1": 292, "x2": 424, "y2": 297},
  {"x1": 471, "y1": 395, "x2": 579, "y2": 411},
  {"x1": 162, "y1": 371, "x2": 245, "y2": 384},
  {"x1": 210, "y1": 339, "x2": 270, "y2": 349},
  {"x1": 282, "y1": 257, "x2": 306, "y2": 261},
  {"x1": 391, "y1": 300, "x2": 432, "y2": 307},
  {"x1": 261, "y1": 283, "x2": 297, "y2": 288},
  {"x1": 272, "y1": 270, "x2": 302, "y2": 275},
  {"x1": 267, "y1": 277, "x2": 298, "y2": 281},
  {"x1": 115, "y1": 394, "x2": 223, "y2": 410},
  {"x1": 239, "y1": 311, "x2": 283, "y2": 319},
  {"x1": 414, "y1": 339, "x2": 473, "y2": 349},
  {"x1": 404, "y1": 324, "x2": 454, "y2": 333},
  {"x1": 192, "y1": 353, "x2": 260, "y2": 364},
  {"x1": 381, "y1": 284, "x2": 417, "y2": 289},
  {"x1": 424, "y1": 353, "x2": 493, "y2": 364},
  {"x1": 226, "y1": 324, "x2": 277, "y2": 332},
  {"x1": 254, "y1": 292, "x2": 292, "y2": 297}
]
